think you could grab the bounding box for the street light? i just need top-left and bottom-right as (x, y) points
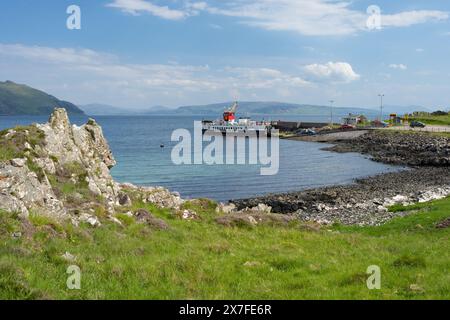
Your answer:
(329, 100), (334, 126)
(378, 94), (384, 121)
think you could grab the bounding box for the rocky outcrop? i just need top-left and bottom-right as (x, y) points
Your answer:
(35, 109), (119, 208)
(0, 108), (184, 223)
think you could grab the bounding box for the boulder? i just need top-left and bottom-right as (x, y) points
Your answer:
(181, 209), (198, 220)
(134, 209), (169, 230)
(215, 202), (236, 214)
(117, 192), (132, 206)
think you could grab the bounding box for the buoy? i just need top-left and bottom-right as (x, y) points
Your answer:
(160, 144), (164, 148)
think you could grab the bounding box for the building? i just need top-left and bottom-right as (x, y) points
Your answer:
(342, 113), (363, 125)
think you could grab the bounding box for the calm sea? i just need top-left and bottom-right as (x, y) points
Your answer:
(0, 114), (401, 201)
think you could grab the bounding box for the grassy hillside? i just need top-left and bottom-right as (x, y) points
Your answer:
(0, 81), (84, 115)
(1, 195), (449, 299)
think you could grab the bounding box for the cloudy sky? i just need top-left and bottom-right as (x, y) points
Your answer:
(1, 0), (450, 109)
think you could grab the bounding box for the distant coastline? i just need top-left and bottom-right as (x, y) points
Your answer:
(79, 101), (432, 118)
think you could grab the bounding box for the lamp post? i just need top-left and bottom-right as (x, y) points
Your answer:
(329, 100), (334, 126)
(378, 94), (384, 121)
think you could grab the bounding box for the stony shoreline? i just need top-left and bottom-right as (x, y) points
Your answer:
(231, 130), (450, 226)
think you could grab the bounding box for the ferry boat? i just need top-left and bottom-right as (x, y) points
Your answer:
(201, 102), (274, 137)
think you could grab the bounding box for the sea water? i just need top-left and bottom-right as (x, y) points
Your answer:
(0, 114), (401, 201)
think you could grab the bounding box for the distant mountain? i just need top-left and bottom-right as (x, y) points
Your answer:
(382, 105), (432, 115)
(175, 101), (380, 117)
(79, 100), (436, 118)
(79, 104), (131, 116)
(0, 81), (84, 115)
(79, 104), (174, 115)
(142, 105), (174, 114)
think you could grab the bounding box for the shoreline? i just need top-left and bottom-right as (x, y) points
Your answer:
(231, 129), (450, 225)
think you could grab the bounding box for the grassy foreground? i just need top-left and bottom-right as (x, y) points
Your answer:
(1, 197), (449, 300)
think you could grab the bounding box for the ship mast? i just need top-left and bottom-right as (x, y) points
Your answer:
(223, 101), (238, 123)
(228, 101), (238, 113)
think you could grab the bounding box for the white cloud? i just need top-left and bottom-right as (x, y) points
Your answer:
(303, 62), (360, 83)
(106, 0), (189, 20)
(0, 43), (322, 107)
(0, 43), (116, 65)
(105, 1), (448, 36)
(106, 0), (210, 19)
(389, 64), (408, 70)
(382, 10), (448, 27)
(224, 67), (310, 89)
(205, 0), (362, 36)
(185, 1), (208, 11)
(6, 43), (447, 109)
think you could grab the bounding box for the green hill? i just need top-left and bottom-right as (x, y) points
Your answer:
(0, 81), (84, 115)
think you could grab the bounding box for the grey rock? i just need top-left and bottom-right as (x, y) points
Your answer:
(118, 192), (132, 206)
(120, 184), (184, 210)
(61, 251), (77, 262)
(181, 209), (198, 220)
(10, 158), (26, 167)
(216, 202), (236, 214)
(11, 231), (22, 239)
(134, 209), (169, 230)
(0, 162), (65, 218)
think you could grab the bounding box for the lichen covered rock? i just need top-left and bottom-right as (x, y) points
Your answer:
(36, 109), (119, 205)
(0, 161), (65, 218)
(0, 108), (121, 220)
(119, 183), (184, 210)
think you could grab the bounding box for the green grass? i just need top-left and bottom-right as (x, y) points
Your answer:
(0, 125), (46, 162)
(378, 128), (450, 138)
(1, 197), (449, 300)
(410, 114), (450, 126)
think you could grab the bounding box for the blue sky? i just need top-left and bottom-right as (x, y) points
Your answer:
(1, 0), (450, 110)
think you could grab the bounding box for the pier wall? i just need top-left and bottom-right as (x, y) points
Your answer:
(272, 121), (330, 131)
